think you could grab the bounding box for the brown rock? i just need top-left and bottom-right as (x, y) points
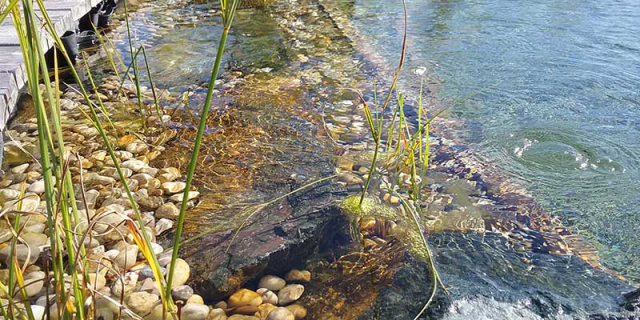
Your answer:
(256, 303), (277, 320)
(228, 289), (262, 308)
(284, 270), (311, 283)
(285, 305), (307, 320)
(232, 305), (259, 315)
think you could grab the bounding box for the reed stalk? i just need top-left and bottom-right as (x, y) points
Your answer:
(165, 0), (240, 301)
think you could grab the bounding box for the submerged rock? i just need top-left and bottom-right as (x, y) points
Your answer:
(180, 172), (347, 301)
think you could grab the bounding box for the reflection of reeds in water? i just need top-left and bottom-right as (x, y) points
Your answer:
(0, 0), (240, 318)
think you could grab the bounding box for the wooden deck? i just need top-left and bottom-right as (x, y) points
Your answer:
(0, 0), (103, 132)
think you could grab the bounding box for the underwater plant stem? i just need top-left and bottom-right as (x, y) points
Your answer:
(165, 17), (235, 299)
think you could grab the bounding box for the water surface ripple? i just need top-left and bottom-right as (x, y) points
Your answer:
(347, 0), (640, 281)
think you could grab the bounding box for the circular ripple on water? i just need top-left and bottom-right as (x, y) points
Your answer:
(483, 124), (640, 191)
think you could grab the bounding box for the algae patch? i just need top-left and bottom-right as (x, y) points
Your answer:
(339, 195), (433, 263)
(339, 195), (397, 220)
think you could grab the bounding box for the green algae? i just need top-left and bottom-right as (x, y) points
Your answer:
(402, 225), (431, 262)
(339, 195), (397, 220)
(339, 195), (432, 262)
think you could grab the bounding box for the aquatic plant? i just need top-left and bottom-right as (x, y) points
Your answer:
(351, 0), (447, 318)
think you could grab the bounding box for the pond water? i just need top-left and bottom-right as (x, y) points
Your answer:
(344, 0), (640, 282)
(103, 0), (640, 315)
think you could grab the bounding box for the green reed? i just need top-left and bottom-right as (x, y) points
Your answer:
(0, 0), (202, 317)
(165, 0), (240, 303)
(353, 0), (449, 318)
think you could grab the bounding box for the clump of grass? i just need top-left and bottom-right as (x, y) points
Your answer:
(350, 0), (447, 318)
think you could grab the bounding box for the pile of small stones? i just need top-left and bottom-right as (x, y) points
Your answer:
(0, 77), (204, 319)
(208, 270), (311, 320)
(0, 76), (302, 320)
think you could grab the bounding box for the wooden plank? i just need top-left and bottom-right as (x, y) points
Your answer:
(0, 0), (109, 132)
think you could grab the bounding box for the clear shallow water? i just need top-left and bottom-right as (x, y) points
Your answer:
(94, 0), (639, 313)
(347, 0), (640, 280)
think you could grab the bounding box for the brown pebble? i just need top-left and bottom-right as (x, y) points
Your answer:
(284, 270), (311, 283)
(285, 305), (307, 320)
(233, 305), (259, 315)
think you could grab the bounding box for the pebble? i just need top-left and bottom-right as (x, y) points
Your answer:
(337, 172), (363, 184)
(146, 303), (171, 320)
(24, 222), (46, 233)
(140, 264), (166, 279)
(161, 181), (186, 194)
(137, 193), (164, 209)
(181, 303), (210, 320)
(0, 244), (40, 265)
(257, 288), (278, 305)
(3, 143), (31, 166)
(169, 190), (199, 202)
(23, 271), (45, 297)
(233, 306), (259, 315)
(155, 218), (174, 235)
(266, 307), (295, 320)
(87, 272), (107, 291)
(228, 289), (262, 308)
(0, 188), (20, 202)
(158, 167), (181, 183)
(171, 284), (194, 301)
(284, 270), (311, 283)
(170, 258), (190, 287)
(156, 202), (180, 219)
(21, 232), (48, 247)
(111, 272), (138, 297)
(258, 275), (286, 291)
(277, 285), (304, 305)
(126, 291), (158, 316)
(256, 303), (277, 319)
(3, 194), (40, 212)
(11, 163), (30, 174)
(140, 166), (160, 177)
(139, 278), (158, 293)
(228, 316), (258, 320)
(114, 245), (139, 269)
(285, 305), (307, 320)
(126, 141), (149, 154)
(121, 159), (148, 172)
(187, 294), (204, 305)
(208, 308), (228, 320)
(30, 305), (46, 320)
(0, 230), (12, 243)
(27, 178), (46, 193)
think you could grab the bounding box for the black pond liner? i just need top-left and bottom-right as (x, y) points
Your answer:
(98, 5), (115, 28)
(77, 30), (97, 49)
(78, 6), (101, 32)
(60, 30), (79, 62)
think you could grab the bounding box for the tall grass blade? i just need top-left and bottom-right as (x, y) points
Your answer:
(165, 0), (240, 300)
